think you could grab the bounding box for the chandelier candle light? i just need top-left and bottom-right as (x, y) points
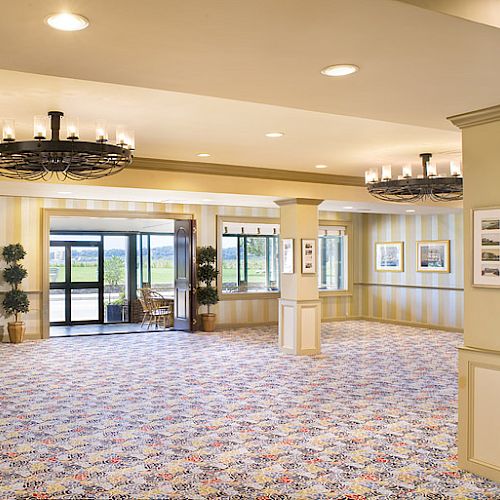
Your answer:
(0, 111), (134, 181)
(365, 153), (463, 202)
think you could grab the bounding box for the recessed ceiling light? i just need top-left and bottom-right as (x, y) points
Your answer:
(320, 64), (359, 77)
(202, 198), (213, 202)
(265, 132), (284, 138)
(343, 206), (353, 210)
(406, 209), (416, 213)
(315, 164), (328, 169)
(46, 13), (89, 31)
(57, 191), (72, 195)
(196, 153), (211, 157)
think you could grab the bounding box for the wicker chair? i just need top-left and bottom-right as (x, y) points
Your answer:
(148, 290), (173, 329)
(137, 288), (152, 327)
(138, 288), (173, 329)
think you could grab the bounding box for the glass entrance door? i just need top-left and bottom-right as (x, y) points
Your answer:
(103, 235), (129, 323)
(49, 239), (104, 325)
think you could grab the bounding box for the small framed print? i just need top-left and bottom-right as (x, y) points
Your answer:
(375, 242), (404, 272)
(417, 240), (450, 273)
(301, 239), (316, 274)
(282, 238), (294, 274)
(473, 208), (500, 287)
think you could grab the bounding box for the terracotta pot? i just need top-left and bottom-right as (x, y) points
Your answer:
(8, 321), (25, 344)
(200, 313), (216, 332)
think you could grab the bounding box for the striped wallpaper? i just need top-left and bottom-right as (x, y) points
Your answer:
(0, 195), (463, 340)
(356, 212), (464, 330)
(0, 197), (357, 340)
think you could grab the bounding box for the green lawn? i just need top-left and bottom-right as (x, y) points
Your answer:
(51, 264), (269, 288)
(51, 265), (175, 286)
(222, 266), (268, 285)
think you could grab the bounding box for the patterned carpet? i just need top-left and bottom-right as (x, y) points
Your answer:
(1, 321), (499, 499)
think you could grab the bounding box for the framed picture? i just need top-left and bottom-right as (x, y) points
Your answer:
(375, 242), (404, 272)
(473, 208), (500, 287)
(301, 239), (316, 274)
(417, 240), (450, 273)
(282, 238), (294, 274)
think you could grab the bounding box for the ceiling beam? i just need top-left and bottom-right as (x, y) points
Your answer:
(130, 157), (365, 187)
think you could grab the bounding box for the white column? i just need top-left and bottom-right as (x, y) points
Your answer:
(276, 198), (322, 355)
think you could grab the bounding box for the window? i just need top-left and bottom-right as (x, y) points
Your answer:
(137, 233), (174, 293)
(318, 225), (348, 291)
(221, 221), (280, 294)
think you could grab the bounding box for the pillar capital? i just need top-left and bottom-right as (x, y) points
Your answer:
(275, 198), (323, 207)
(448, 104), (500, 129)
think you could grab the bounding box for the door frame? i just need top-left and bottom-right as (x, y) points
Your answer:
(42, 208), (193, 339)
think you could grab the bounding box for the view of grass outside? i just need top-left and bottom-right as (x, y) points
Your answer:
(49, 234), (175, 324)
(221, 235), (279, 293)
(50, 263), (176, 284)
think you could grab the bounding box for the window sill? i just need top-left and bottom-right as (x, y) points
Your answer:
(220, 291), (281, 301)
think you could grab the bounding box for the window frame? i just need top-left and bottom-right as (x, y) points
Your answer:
(137, 232), (175, 292)
(318, 219), (353, 297)
(217, 215), (281, 300)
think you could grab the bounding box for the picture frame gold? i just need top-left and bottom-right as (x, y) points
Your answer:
(416, 240), (450, 273)
(375, 241), (404, 272)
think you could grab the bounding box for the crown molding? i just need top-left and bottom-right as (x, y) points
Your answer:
(130, 157), (364, 187)
(448, 104), (500, 129)
(275, 198), (323, 206)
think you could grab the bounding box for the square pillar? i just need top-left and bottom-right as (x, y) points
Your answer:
(449, 105), (500, 482)
(276, 198), (322, 355)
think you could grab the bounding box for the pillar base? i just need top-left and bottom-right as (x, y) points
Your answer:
(279, 299), (321, 355)
(458, 347), (500, 482)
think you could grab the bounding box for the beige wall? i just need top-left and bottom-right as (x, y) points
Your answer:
(0, 193), (464, 340)
(356, 212), (464, 331)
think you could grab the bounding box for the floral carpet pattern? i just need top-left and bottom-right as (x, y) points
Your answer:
(1, 321), (499, 499)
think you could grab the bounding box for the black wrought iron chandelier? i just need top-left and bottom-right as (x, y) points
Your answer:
(365, 153), (463, 202)
(0, 111), (134, 181)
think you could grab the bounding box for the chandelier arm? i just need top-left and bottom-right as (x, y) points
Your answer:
(367, 176), (462, 203)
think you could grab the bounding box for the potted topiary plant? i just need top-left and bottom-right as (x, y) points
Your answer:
(2, 243), (30, 343)
(196, 246), (219, 332)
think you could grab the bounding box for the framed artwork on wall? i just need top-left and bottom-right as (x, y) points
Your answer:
(301, 239), (316, 274)
(473, 208), (500, 287)
(375, 242), (404, 272)
(282, 238), (294, 274)
(416, 240), (450, 273)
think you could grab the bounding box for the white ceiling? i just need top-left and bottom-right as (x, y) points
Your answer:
(0, 70), (461, 177)
(0, 0), (496, 202)
(0, 0), (498, 129)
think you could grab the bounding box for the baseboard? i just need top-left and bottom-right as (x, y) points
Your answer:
(321, 316), (361, 323)
(358, 315), (464, 333)
(216, 321), (278, 330)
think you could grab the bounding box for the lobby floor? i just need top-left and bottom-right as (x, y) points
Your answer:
(1, 321), (499, 498)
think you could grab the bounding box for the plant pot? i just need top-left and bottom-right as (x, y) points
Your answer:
(106, 304), (123, 322)
(200, 313), (217, 332)
(8, 321), (25, 344)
